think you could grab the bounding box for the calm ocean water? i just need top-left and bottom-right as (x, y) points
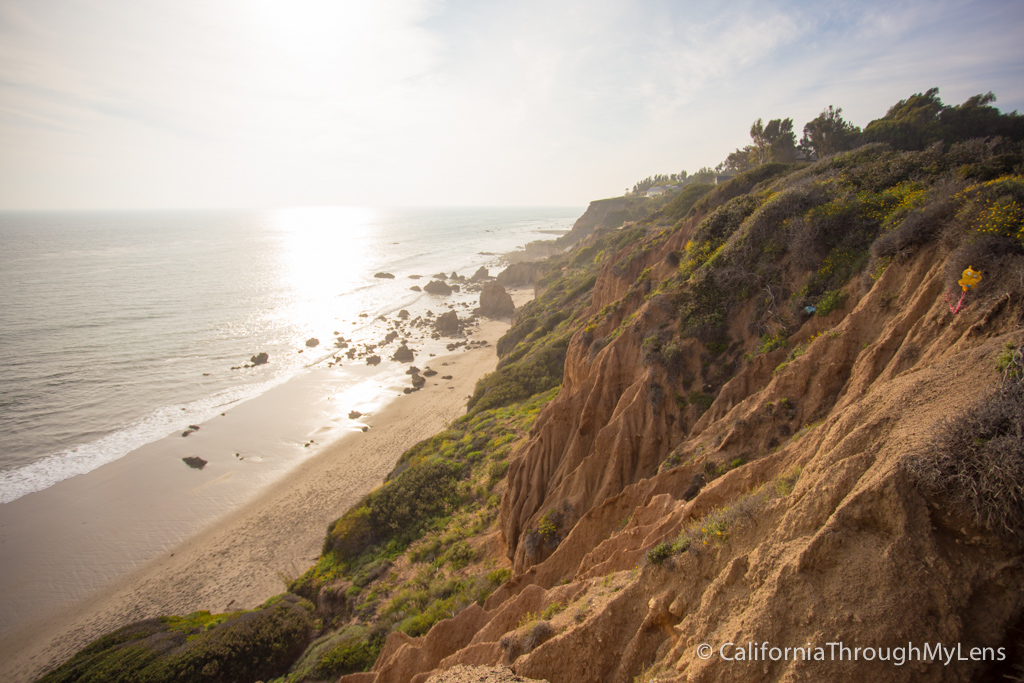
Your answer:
(0, 206), (580, 503)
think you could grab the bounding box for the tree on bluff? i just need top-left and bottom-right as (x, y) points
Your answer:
(725, 117), (797, 172)
(862, 88), (1024, 150)
(800, 105), (861, 158)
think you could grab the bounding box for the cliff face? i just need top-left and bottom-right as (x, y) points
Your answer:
(351, 143), (1024, 682)
(43, 142), (1024, 683)
(558, 195), (666, 246)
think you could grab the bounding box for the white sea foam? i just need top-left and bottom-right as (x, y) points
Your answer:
(0, 375), (291, 504)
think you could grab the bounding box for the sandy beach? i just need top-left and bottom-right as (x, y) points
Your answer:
(0, 289), (531, 683)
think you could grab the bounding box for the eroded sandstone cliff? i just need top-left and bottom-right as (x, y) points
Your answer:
(346, 142), (1024, 683)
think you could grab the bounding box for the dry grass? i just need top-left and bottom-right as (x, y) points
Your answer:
(909, 365), (1024, 540)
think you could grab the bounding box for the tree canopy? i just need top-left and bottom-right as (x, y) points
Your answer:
(863, 88), (1024, 150)
(800, 105), (860, 158)
(724, 118), (796, 172)
(624, 88), (1024, 195)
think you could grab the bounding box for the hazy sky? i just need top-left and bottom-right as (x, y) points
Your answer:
(1, 0), (1022, 210)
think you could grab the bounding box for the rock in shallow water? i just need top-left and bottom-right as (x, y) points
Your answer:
(424, 280), (452, 295)
(393, 344), (415, 362)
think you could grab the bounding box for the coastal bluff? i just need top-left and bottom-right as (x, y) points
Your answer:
(32, 138), (1024, 680)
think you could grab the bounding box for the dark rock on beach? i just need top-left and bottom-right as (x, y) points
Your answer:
(424, 280), (453, 295)
(392, 344), (415, 363)
(435, 311), (460, 335)
(366, 355), (382, 366)
(250, 352), (269, 365)
(471, 266), (489, 281)
(305, 338), (319, 348)
(374, 272), (395, 279)
(478, 282), (515, 318)
(182, 456), (207, 469)
(410, 285), (422, 291)
(348, 410), (362, 419)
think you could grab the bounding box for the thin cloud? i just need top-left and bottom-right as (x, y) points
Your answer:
(1, 0), (1022, 209)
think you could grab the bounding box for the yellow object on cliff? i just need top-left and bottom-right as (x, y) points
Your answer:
(958, 266), (982, 292)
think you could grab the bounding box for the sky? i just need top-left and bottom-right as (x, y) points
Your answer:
(1, 0), (1022, 210)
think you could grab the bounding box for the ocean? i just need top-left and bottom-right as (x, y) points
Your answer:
(0, 206), (580, 504)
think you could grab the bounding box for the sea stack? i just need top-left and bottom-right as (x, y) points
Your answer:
(478, 282), (515, 318)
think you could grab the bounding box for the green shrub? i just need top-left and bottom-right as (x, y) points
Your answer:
(646, 542), (674, 565)
(996, 343), (1023, 380)
(658, 183), (714, 221)
(325, 458), (462, 560)
(688, 391), (714, 415)
(758, 332), (787, 354)
(39, 596), (315, 683)
(487, 568), (512, 586)
(541, 601), (565, 619)
(315, 634), (378, 678)
(487, 460), (510, 488)
(441, 541), (476, 570)
(815, 289), (846, 315)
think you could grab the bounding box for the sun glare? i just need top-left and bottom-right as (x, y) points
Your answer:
(271, 206), (378, 333)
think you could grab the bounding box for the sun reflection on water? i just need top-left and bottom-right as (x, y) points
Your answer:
(270, 206), (378, 338)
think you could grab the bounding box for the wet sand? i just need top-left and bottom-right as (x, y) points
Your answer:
(0, 290), (531, 683)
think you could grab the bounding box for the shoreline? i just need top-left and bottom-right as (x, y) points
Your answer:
(0, 288), (533, 683)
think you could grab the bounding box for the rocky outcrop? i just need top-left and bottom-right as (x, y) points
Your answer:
(496, 262), (547, 288)
(424, 280), (453, 295)
(435, 311), (460, 335)
(471, 266), (490, 282)
(478, 282), (515, 319)
(556, 195), (657, 246)
(250, 352), (269, 365)
(393, 344), (415, 363)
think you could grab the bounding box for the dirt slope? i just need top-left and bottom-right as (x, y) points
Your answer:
(342, 177), (1024, 682)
